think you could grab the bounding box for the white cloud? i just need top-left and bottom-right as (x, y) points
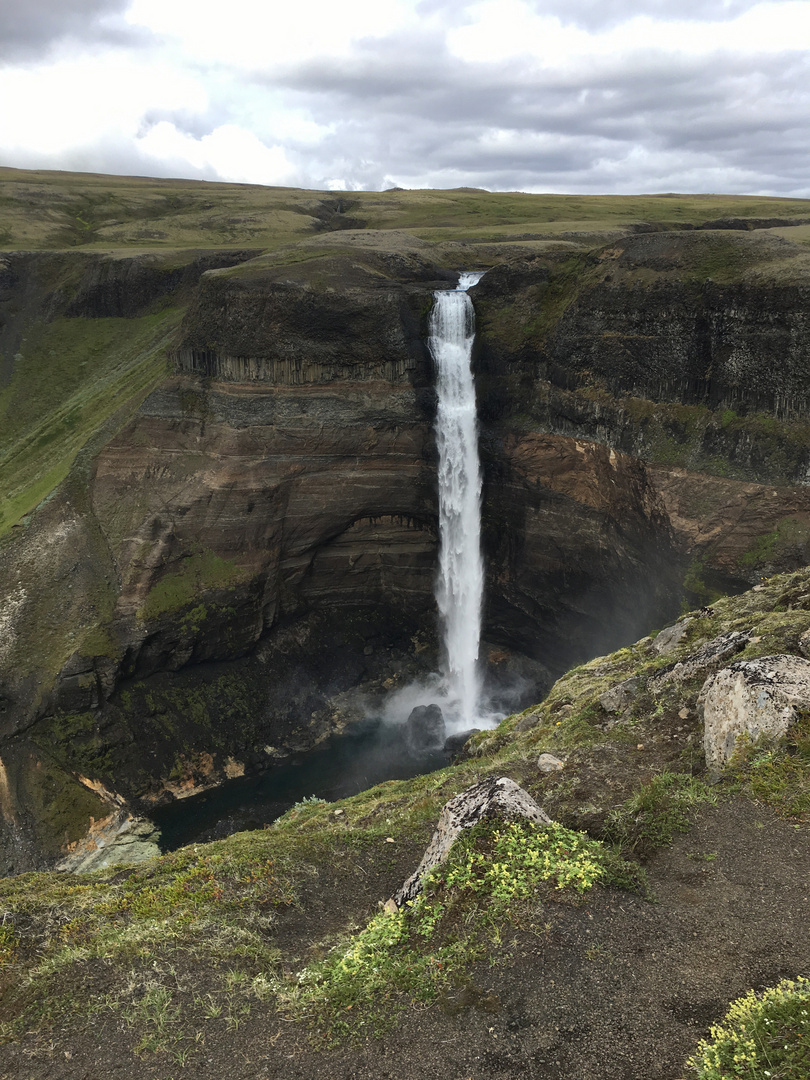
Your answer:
(0, 54), (207, 156)
(0, 0), (808, 195)
(137, 121), (298, 184)
(125, 0), (413, 68)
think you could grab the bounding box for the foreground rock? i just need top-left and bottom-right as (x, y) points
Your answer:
(702, 654), (810, 768)
(392, 777), (551, 907)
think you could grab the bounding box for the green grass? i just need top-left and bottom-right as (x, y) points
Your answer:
(0, 829), (299, 1042)
(0, 309), (179, 534)
(604, 773), (719, 858)
(2, 167), (809, 252)
(724, 714), (810, 822)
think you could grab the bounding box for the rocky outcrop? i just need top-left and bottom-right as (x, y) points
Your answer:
(701, 655), (810, 768)
(56, 811), (161, 872)
(391, 777), (552, 907)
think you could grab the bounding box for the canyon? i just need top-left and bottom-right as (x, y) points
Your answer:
(1, 174), (810, 871)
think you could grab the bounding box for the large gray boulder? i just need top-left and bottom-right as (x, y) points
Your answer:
(702, 654), (810, 769)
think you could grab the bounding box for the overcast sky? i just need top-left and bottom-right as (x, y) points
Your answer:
(0, 0), (808, 195)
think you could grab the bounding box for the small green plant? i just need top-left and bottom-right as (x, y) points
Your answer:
(280, 820), (641, 1040)
(293, 795), (329, 808)
(605, 772), (718, 858)
(686, 976), (810, 1079)
(725, 718), (810, 821)
(435, 820), (610, 906)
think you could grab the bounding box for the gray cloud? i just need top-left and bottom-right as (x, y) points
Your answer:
(0, 0), (141, 60)
(261, 26), (810, 195)
(1, 0), (807, 199)
(416, 0), (761, 31)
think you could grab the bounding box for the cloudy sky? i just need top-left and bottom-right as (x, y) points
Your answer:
(0, 0), (808, 195)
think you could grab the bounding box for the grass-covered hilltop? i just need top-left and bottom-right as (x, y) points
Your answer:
(1, 168), (810, 1078)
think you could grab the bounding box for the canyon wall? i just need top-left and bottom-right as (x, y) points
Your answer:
(2, 228), (810, 869)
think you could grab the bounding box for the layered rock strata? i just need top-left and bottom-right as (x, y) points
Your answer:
(2, 230), (810, 869)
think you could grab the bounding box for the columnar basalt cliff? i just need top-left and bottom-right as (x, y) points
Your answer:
(2, 221), (810, 870)
(473, 230), (810, 606)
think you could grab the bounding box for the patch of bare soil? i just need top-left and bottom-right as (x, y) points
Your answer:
(1, 798), (808, 1080)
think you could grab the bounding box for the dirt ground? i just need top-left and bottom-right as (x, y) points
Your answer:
(1, 796), (808, 1080)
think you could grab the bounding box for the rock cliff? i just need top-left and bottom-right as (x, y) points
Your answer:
(2, 219), (810, 869)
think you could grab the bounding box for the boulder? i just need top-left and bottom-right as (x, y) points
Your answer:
(701, 654), (810, 769)
(537, 753), (565, 773)
(404, 704), (445, 751)
(653, 618), (693, 655)
(392, 777), (552, 907)
(443, 728), (481, 760)
(654, 630), (750, 685)
(599, 676), (643, 715)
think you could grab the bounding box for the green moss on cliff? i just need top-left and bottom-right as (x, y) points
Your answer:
(138, 550), (246, 622)
(738, 518), (810, 572)
(22, 755), (109, 853)
(0, 310), (179, 535)
(34, 712), (117, 779)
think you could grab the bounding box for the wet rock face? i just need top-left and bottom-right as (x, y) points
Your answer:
(404, 704), (445, 751)
(482, 432), (684, 669)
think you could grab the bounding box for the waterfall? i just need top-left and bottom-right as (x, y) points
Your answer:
(429, 271), (485, 727)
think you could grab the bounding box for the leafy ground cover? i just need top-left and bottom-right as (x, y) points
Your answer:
(687, 977), (810, 1079)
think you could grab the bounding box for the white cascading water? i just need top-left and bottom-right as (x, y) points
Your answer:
(429, 271), (485, 727)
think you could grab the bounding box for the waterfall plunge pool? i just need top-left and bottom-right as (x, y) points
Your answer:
(152, 714), (450, 851)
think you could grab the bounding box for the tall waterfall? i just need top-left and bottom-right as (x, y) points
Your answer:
(429, 271), (485, 727)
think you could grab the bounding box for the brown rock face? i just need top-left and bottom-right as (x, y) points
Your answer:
(93, 374), (438, 671)
(481, 433), (682, 669)
(3, 232), (810, 868)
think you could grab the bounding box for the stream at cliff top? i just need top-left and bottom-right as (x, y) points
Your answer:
(154, 272), (502, 851)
